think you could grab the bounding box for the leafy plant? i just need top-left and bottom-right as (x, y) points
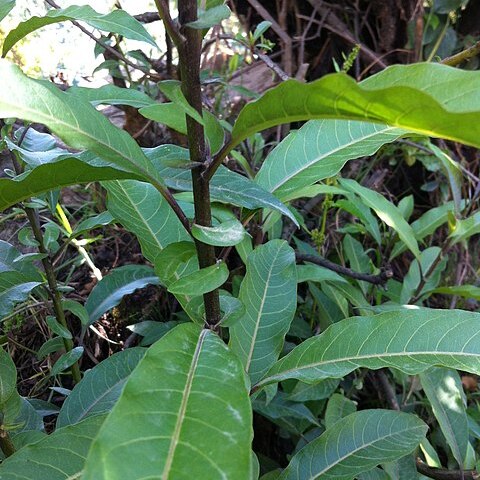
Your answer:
(0, 0), (479, 479)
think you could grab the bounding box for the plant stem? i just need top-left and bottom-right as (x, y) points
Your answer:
(10, 153), (81, 384)
(442, 40), (480, 67)
(296, 253), (392, 285)
(0, 428), (15, 458)
(174, 0), (221, 326)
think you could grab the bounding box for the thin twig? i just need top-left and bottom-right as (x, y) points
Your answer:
(296, 253), (392, 285)
(416, 460), (479, 480)
(441, 40), (480, 67)
(44, 0), (162, 81)
(255, 50), (290, 81)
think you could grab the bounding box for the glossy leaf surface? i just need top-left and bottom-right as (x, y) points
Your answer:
(279, 410), (427, 480)
(83, 323), (253, 480)
(230, 240), (297, 384)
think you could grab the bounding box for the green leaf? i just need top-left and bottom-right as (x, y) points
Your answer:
(0, 0), (14, 22)
(420, 367), (468, 467)
(145, 145), (296, 223)
(158, 80), (205, 125)
(432, 285), (480, 300)
(0, 415), (106, 480)
(232, 63), (480, 150)
(230, 240), (297, 384)
(83, 324), (253, 480)
(255, 120), (404, 199)
(279, 410), (427, 480)
(68, 84), (156, 108)
(72, 211), (114, 236)
(57, 348), (146, 428)
(256, 309), (480, 389)
(343, 234), (371, 295)
(324, 393), (356, 429)
(50, 347), (83, 377)
(104, 180), (191, 265)
(449, 211), (480, 244)
(62, 299), (90, 326)
(139, 105), (224, 154)
(46, 315), (72, 339)
(287, 378), (339, 402)
(187, 4), (231, 29)
(85, 264), (161, 324)
(192, 218), (246, 246)
(340, 178), (421, 259)
(0, 157), (144, 212)
(3, 5), (156, 55)
(0, 272), (41, 318)
(0, 61), (163, 189)
(168, 261), (229, 296)
(0, 346), (16, 405)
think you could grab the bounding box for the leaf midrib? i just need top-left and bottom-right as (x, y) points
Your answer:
(161, 329), (207, 479)
(258, 349), (480, 388)
(307, 423), (424, 479)
(266, 124), (400, 193)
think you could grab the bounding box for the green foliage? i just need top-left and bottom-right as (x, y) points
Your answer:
(0, 2), (479, 478)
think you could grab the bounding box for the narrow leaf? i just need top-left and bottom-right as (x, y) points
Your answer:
(192, 219), (246, 246)
(230, 240), (297, 384)
(68, 84), (156, 108)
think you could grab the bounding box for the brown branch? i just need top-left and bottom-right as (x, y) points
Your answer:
(154, 0), (185, 51)
(296, 253), (392, 285)
(416, 460), (479, 480)
(176, 0), (221, 327)
(441, 40), (480, 67)
(255, 50), (290, 81)
(134, 11), (160, 23)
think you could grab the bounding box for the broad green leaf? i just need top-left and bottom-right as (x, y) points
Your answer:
(187, 4), (231, 29)
(68, 84), (156, 108)
(256, 309), (480, 389)
(84, 264), (162, 324)
(146, 145), (296, 223)
(357, 468), (391, 480)
(127, 320), (181, 346)
(3, 5), (156, 55)
(104, 179), (191, 266)
(420, 367), (468, 467)
(449, 211), (480, 244)
(383, 454), (419, 480)
(340, 178), (421, 259)
(168, 261), (228, 295)
(57, 348), (146, 428)
(0, 158), (144, 212)
(432, 285), (480, 300)
(62, 299), (89, 326)
(255, 120), (404, 198)
(0, 61), (163, 189)
(0, 240), (41, 279)
(232, 63), (480, 150)
(279, 410), (427, 480)
(0, 272), (41, 318)
(0, 0), (14, 22)
(324, 393), (356, 429)
(83, 324), (253, 480)
(50, 347), (83, 377)
(230, 240), (297, 384)
(192, 218), (246, 246)
(0, 346), (16, 404)
(0, 415), (106, 480)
